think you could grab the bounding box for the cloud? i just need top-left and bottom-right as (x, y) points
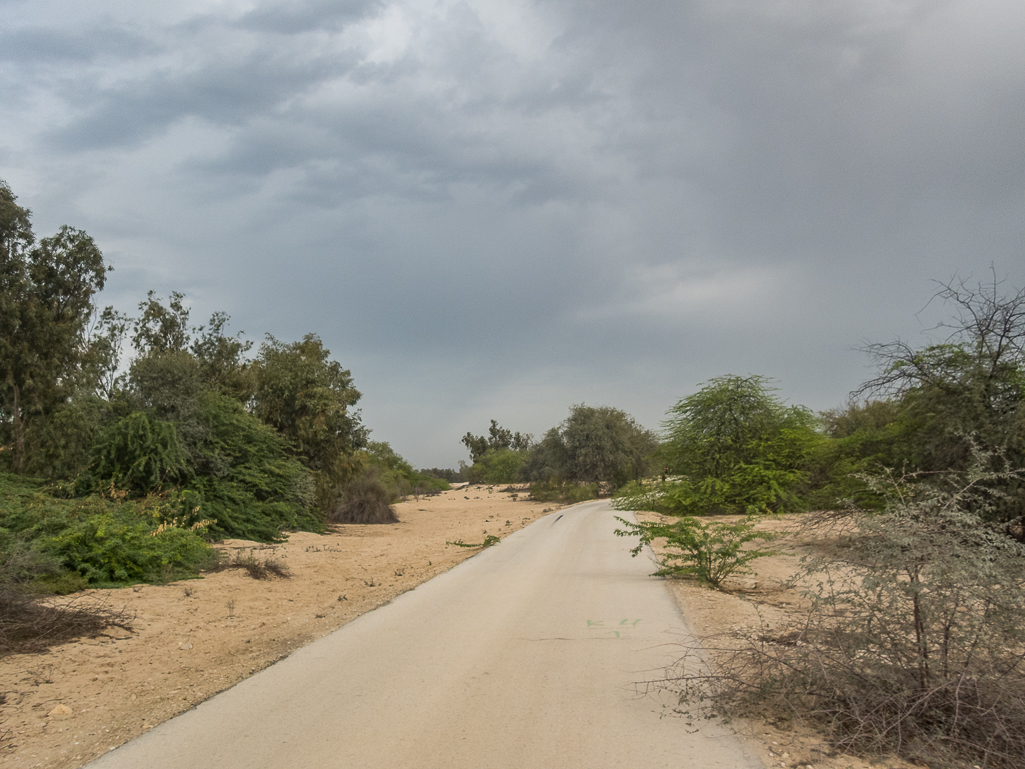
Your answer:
(1, 0), (1022, 467)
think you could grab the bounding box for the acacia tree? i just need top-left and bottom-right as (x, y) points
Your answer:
(857, 274), (1025, 532)
(643, 375), (818, 515)
(0, 181), (107, 472)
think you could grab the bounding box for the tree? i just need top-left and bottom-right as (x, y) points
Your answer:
(461, 420), (532, 463)
(252, 334), (367, 507)
(560, 405), (658, 488)
(0, 180), (108, 472)
(131, 290), (190, 356)
(857, 274), (1025, 532)
(522, 405), (657, 490)
(650, 376), (818, 514)
(190, 311), (253, 402)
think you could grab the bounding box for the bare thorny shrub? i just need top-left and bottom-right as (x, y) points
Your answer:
(209, 549), (291, 580)
(663, 456), (1025, 769)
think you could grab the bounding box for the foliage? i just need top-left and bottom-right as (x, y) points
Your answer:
(126, 349), (209, 465)
(328, 472), (399, 525)
(528, 478), (599, 503)
(131, 290), (190, 355)
(253, 333), (367, 508)
(521, 405), (658, 491)
(0, 527), (131, 653)
(1, 180), (108, 473)
(466, 447), (528, 485)
(43, 503), (216, 585)
(646, 376), (819, 515)
(182, 393), (320, 541)
(20, 394), (108, 480)
(614, 514), (775, 589)
(90, 411), (190, 495)
(362, 441), (448, 501)
(856, 275), (1025, 534)
(669, 459), (1025, 769)
(190, 310), (253, 402)
(0, 473), (216, 588)
(419, 466), (466, 483)
(461, 420), (533, 463)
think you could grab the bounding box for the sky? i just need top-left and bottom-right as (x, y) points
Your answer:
(2, 0), (1023, 469)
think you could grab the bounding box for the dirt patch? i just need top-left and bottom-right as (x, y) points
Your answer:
(0, 487), (561, 769)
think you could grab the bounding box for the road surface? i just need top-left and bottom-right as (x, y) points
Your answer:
(85, 501), (763, 769)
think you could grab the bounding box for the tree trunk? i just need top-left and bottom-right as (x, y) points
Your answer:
(11, 381), (24, 473)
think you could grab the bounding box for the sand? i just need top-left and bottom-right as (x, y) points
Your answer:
(0, 492), (917, 769)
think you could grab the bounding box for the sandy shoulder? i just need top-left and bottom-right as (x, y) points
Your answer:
(0, 487), (561, 769)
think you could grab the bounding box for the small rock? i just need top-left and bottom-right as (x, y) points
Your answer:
(179, 642), (193, 650)
(48, 704), (72, 719)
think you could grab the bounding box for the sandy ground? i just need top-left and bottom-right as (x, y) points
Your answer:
(0, 492), (918, 769)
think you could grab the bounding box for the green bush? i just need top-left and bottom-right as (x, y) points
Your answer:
(90, 411), (190, 495)
(614, 514), (775, 589)
(43, 505), (216, 585)
(648, 376), (820, 515)
(467, 448), (528, 485)
(0, 473), (216, 588)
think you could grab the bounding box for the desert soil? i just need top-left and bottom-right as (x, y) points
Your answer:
(1, 492), (917, 769)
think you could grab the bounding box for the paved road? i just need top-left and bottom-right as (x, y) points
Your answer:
(86, 501), (763, 769)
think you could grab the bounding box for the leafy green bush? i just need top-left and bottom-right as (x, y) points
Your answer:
(43, 504), (216, 585)
(614, 514), (775, 588)
(647, 376), (820, 515)
(362, 441), (450, 501)
(90, 411), (190, 494)
(465, 448), (528, 485)
(0, 472), (216, 588)
(184, 393), (321, 540)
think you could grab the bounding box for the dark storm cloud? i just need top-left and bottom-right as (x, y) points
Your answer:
(46, 49), (363, 151)
(1, 0), (1022, 466)
(0, 26), (155, 63)
(237, 0), (386, 34)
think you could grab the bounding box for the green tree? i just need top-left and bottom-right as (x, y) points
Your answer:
(0, 181), (108, 473)
(131, 290), (190, 356)
(252, 334), (367, 508)
(190, 311), (253, 402)
(461, 420), (532, 463)
(523, 405), (657, 491)
(858, 275), (1025, 533)
(637, 376), (818, 515)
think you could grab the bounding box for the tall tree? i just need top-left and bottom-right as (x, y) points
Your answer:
(252, 334), (367, 507)
(0, 181), (107, 472)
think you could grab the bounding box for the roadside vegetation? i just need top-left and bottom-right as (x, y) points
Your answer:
(0, 178), (447, 650)
(5, 175), (1025, 768)
(607, 276), (1025, 769)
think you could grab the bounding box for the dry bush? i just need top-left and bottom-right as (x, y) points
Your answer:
(329, 475), (399, 525)
(209, 550), (290, 580)
(0, 589), (132, 656)
(661, 463), (1025, 769)
(0, 535), (133, 655)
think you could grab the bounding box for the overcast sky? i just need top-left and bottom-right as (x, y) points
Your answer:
(2, 0), (1023, 468)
